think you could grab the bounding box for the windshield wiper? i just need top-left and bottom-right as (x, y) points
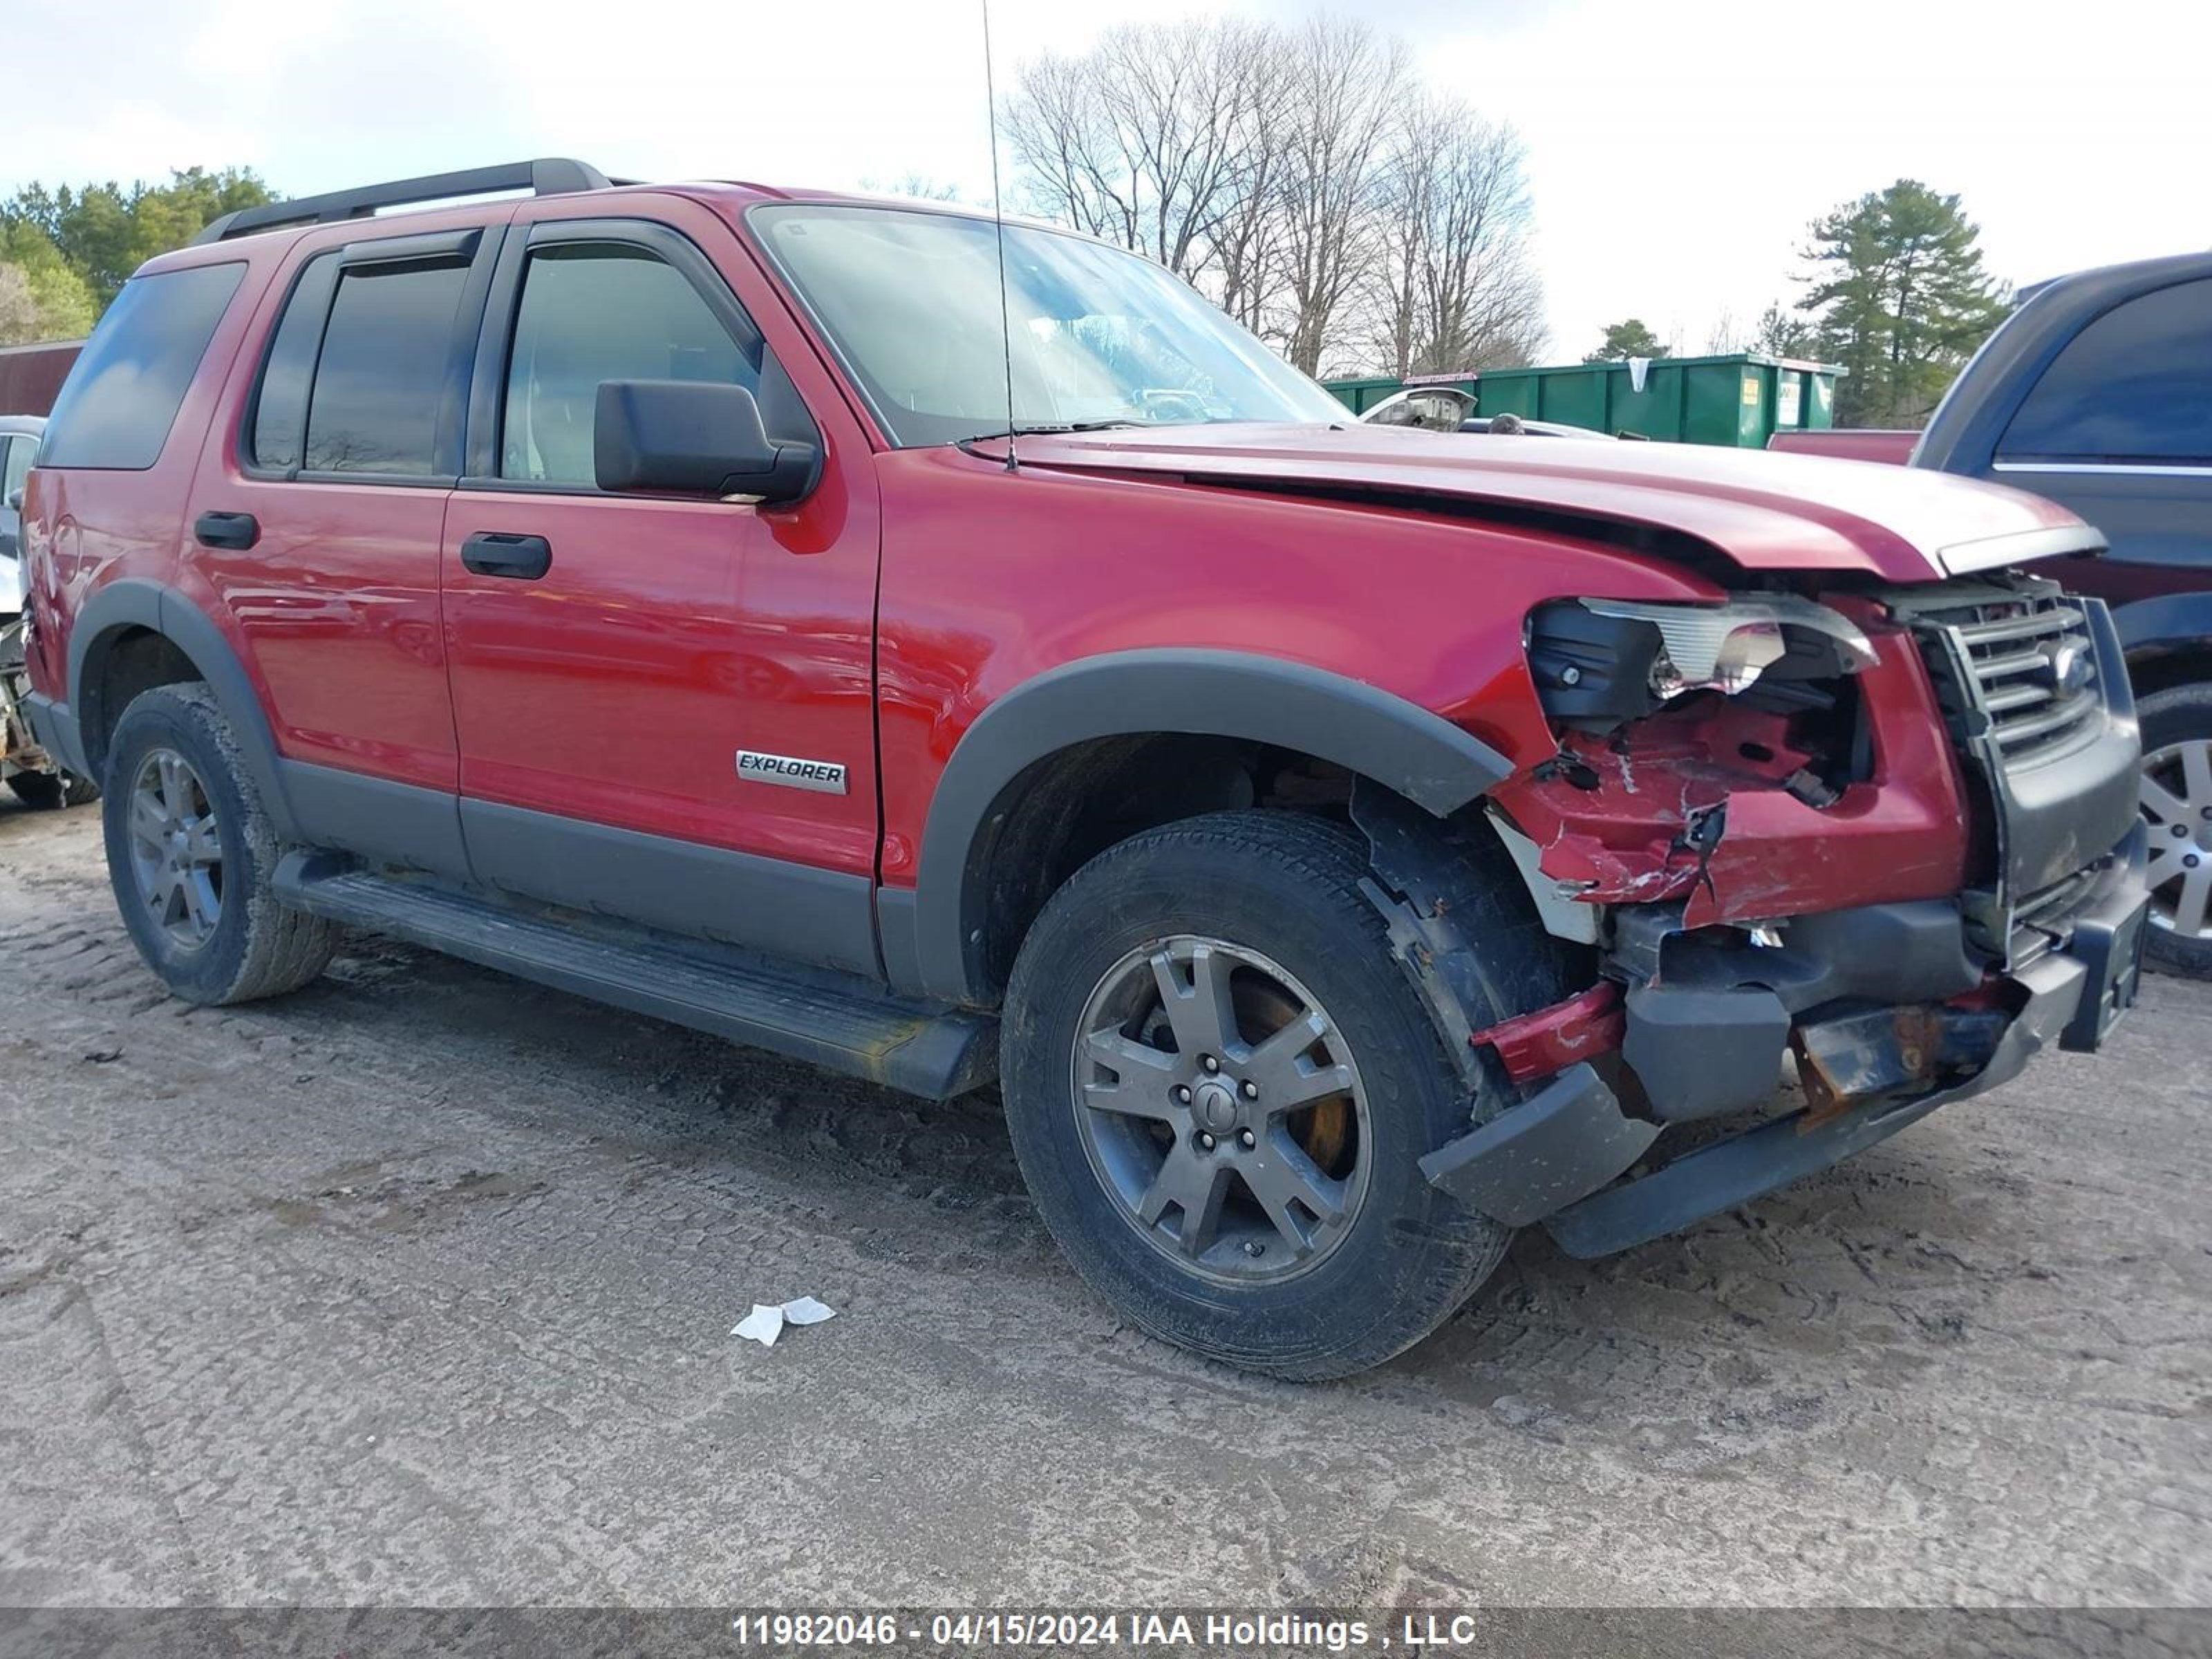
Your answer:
(958, 418), (1149, 444)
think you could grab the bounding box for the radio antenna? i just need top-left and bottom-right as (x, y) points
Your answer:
(982, 0), (1018, 471)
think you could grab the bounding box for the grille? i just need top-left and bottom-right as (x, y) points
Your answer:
(1907, 581), (2103, 771)
(1893, 572), (2134, 965)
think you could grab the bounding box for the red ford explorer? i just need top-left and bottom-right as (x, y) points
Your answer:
(19, 160), (2148, 1377)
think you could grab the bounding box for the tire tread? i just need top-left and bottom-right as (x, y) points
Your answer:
(1002, 807), (1562, 1380)
(104, 683), (339, 1006)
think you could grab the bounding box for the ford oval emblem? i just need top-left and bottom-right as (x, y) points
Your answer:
(2042, 641), (2093, 695)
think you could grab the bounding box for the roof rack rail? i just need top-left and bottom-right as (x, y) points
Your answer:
(192, 158), (615, 245)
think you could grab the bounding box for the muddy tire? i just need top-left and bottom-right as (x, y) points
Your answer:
(2139, 681), (2212, 981)
(1000, 809), (1568, 1380)
(101, 684), (339, 1006)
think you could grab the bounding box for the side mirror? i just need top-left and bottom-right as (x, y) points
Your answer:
(594, 379), (821, 506)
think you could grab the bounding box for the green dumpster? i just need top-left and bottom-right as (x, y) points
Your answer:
(1471, 353), (1840, 447)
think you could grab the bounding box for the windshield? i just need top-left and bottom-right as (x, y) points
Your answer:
(753, 204), (1346, 447)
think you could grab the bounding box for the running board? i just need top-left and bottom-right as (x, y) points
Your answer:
(273, 852), (997, 1100)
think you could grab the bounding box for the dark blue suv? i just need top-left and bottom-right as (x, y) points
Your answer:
(1783, 252), (2212, 977)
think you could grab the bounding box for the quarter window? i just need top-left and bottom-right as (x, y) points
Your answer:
(38, 263), (244, 470)
(1999, 279), (2212, 464)
(301, 259), (471, 475)
(500, 244), (758, 486)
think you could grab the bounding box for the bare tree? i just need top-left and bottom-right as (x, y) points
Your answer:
(1369, 94), (1542, 376)
(1003, 11), (1540, 378)
(862, 174), (966, 203)
(1206, 29), (1294, 337)
(1004, 19), (1277, 284)
(1273, 18), (1408, 374)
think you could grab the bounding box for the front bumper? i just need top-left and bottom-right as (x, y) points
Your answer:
(1422, 827), (2149, 1257)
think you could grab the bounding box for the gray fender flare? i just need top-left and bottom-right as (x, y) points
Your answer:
(68, 578), (298, 838)
(901, 648), (1514, 1005)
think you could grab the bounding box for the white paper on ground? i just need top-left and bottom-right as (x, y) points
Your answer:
(731, 1297), (838, 1347)
(780, 1296), (837, 1327)
(731, 1304), (786, 1347)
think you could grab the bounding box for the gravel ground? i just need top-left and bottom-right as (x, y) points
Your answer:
(1, 791), (2207, 1610)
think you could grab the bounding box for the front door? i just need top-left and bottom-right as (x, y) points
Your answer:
(441, 207), (883, 977)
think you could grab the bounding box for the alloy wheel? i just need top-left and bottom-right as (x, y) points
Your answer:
(126, 747), (224, 950)
(1069, 935), (1371, 1286)
(2141, 738), (2212, 942)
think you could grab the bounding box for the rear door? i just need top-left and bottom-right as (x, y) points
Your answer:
(440, 201), (884, 977)
(187, 221), (508, 876)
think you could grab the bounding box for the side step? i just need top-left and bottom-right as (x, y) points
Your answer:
(273, 853), (997, 1100)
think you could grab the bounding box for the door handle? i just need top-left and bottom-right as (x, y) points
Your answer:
(460, 532), (552, 580)
(194, 511), (260, 550)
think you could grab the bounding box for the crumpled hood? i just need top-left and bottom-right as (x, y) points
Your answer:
(982, 422), (2101, 582)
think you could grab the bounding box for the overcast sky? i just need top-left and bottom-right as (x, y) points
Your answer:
(11, 0), (2206, 362)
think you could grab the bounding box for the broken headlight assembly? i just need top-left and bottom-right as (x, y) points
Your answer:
(1526, 596), (1877, 733)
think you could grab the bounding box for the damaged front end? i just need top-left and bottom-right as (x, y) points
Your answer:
(1423, 572), (2150, 1257)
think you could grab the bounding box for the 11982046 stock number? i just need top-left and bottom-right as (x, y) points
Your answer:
(732, 1613), (903, 1645)
(731, 1613), (1133, 1647)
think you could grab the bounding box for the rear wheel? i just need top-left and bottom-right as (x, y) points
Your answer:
(1001, 809), (1566, 1380)
(102, 684), (340, 1005)
(2137, 682), (2212, 981)
(6, 769), (100, 809)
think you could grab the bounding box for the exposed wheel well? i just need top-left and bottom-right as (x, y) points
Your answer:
(82, 627), (205, 780)
(2128, 643), (2212, 702)
(967, 734), (1528, 1002)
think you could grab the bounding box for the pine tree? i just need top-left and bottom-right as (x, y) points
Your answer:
(1797, 180), (2005, 426)
(1584, 318), (1669, 362)
(0, 167), (276, 312)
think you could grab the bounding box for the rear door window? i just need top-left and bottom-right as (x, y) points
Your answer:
(250, 253), (337, 471)
(302, 260), (471, 475)
(1998, 279), (2212, 464)
(37, 263), (244, 470)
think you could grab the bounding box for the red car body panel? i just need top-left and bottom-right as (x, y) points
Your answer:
(981, 422), (2084, 582)
(868, 444), (1724, 884)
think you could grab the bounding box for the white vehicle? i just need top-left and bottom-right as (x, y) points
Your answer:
(1, 416), (97, 809)
(1358, 385), (1606, 438)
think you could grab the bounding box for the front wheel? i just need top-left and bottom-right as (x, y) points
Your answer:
(1000, 809), (1566, 1380)
(2138, 682), (2212, 981)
